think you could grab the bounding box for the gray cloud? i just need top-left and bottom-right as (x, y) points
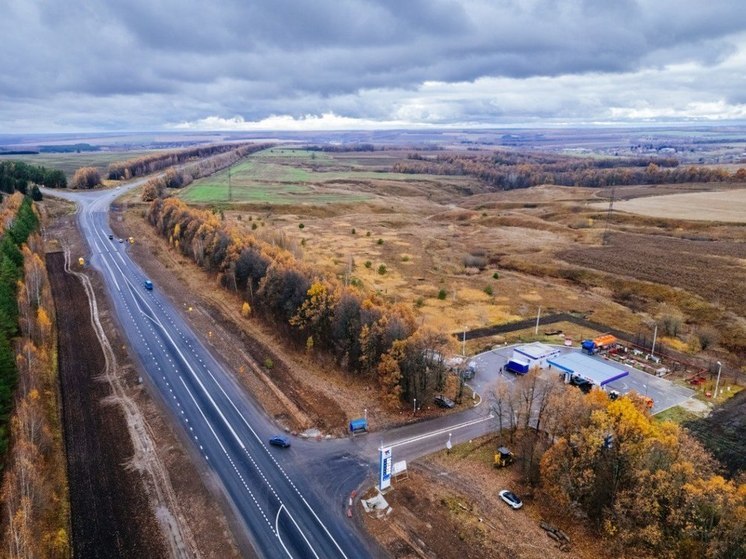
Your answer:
(1, 0), (746, 131)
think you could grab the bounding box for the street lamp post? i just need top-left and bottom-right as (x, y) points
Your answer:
(714, 361), (722, 399)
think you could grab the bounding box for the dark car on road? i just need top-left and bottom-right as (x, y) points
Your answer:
(269, 435), (290, 448)
(499, 489), (523, 510)
(434, 395), (455, 409)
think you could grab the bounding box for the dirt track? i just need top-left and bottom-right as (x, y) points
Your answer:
(47, 250), (168, 558)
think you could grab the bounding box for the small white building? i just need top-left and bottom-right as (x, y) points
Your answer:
(511, 342), (561, 369)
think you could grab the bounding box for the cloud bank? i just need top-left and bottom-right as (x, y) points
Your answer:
(2, 0), (746, 131)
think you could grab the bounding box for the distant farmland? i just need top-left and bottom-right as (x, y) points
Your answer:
(610, 188), (746, 223)
(178, 148), (458, 205)
(0, 150), (152, 178)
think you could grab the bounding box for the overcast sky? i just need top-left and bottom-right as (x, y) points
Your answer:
(2, 0), (746, 132)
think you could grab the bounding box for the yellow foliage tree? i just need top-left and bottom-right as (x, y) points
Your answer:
(540, 392), (744, 557)
(36, 306), (52, 345)
(377, 342), (403, 409)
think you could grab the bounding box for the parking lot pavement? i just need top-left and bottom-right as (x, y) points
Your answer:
(463, 345), (516, 399)
(465, 345), (695, 415)
(604, 359), (695, 414)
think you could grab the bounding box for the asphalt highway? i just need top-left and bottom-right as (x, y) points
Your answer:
(45, 184), (372, 559)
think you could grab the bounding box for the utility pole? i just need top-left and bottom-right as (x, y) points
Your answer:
(714, 361), (722, 399)
(603, 185), (615, 245)
(651, 323), (658, 357)
(228, 165), (232, 202)
(534, 306), (541, 335)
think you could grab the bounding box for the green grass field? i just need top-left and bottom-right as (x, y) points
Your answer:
(179, 148), (429, 205)
(654, 405), (699, 424)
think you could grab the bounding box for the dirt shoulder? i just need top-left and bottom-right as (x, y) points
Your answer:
(361, 435), (606, 559)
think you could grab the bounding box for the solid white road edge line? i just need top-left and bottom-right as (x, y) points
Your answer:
(387, 414), (494, 449)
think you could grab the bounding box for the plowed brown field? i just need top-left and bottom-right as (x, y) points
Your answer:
(47, 251), (168, 558)
(558, 232), (746, 315)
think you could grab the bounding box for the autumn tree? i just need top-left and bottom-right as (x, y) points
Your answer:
(540, 392), (745, 558)
(108, 142), (269, 180)
(140, 179), (163, 202)
(0, 200), (69, 558)
(146, 193), (455, 410)
(70, 166), (101, 189)
(377, 342), (403, 408)
(385, 327), (454, 405)
(290, 279), (338, 350)
(488, 381), (516, 444)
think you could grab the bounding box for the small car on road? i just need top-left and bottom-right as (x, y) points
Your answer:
(269, 435), (290, 448)
(499, 489), (523, 509)
(108, 234), (114, 240)
(434, 395), (455, 409)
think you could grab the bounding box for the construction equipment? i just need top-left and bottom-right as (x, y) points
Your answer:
(494, 447), (514, 468)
